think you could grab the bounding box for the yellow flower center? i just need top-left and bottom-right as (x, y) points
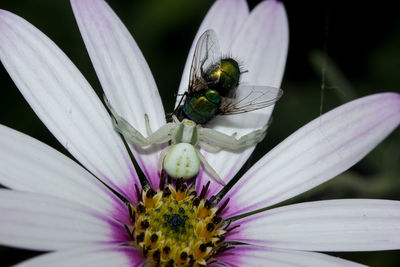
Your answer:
(125, 182), (228, 266)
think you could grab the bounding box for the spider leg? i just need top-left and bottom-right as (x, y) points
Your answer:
(196, 150), (225, 186)
(105, 96), (175, 146)
(146, 123), (176, 144)
(198, 123), (269, 150)
(104, 96), (150, 146)
(198, 141), (222, 153)
(158, 146), (172, 175)
(144, 114), (152, 135)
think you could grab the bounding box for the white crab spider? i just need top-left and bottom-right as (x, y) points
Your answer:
(105, 98), (268, 186)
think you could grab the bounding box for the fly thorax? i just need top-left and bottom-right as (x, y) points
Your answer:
(183, 91), (220, 124)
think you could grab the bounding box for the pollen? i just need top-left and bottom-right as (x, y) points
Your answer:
(125, 182), (230, 266)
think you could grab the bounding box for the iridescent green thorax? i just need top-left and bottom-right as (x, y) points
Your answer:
(125, 183), (231, 266)
(205, 58), (240, 97)
(183, 90), (221, 124)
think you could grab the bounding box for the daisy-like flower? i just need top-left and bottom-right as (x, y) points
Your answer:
(1, 0), (400, 266)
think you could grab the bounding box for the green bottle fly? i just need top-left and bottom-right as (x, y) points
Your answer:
(182, 58), (240, 124)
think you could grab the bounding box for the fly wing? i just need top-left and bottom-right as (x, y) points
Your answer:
(188, 29), (221, 93)
(219, 85), (283, 115)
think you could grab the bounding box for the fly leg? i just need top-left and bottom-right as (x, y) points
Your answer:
(171, 92), (188, 119)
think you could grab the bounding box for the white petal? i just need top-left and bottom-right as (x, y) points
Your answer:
(0, 124), (129, 223)
(213, 0), (289, 131)
(0, 190), (127, 251)
(228, 199), (400, 252)
(71, 0), (165, 186)
(232, 0), (288, 87)
(215, 245), (364, 267)
(0, 10), (139, 201)
(16, 245), (145, 267)
(194, 0), (289, 194)
(223, 93), (400, 218)
(177, 0), (249, 100)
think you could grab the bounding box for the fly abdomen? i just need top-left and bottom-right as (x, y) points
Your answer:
(205, 58), (240, 97)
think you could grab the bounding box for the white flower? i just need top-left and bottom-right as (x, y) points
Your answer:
(1, 0), (400, 266)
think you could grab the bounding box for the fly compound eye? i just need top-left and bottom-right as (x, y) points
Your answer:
(163, 143), (200, 180)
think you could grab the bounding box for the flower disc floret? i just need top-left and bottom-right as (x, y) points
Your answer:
(126, 182), (229, 266)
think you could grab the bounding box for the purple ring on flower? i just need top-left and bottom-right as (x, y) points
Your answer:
(0, 0), (400, 266)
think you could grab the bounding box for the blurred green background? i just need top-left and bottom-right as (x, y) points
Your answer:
(0, 0), (399, 266)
